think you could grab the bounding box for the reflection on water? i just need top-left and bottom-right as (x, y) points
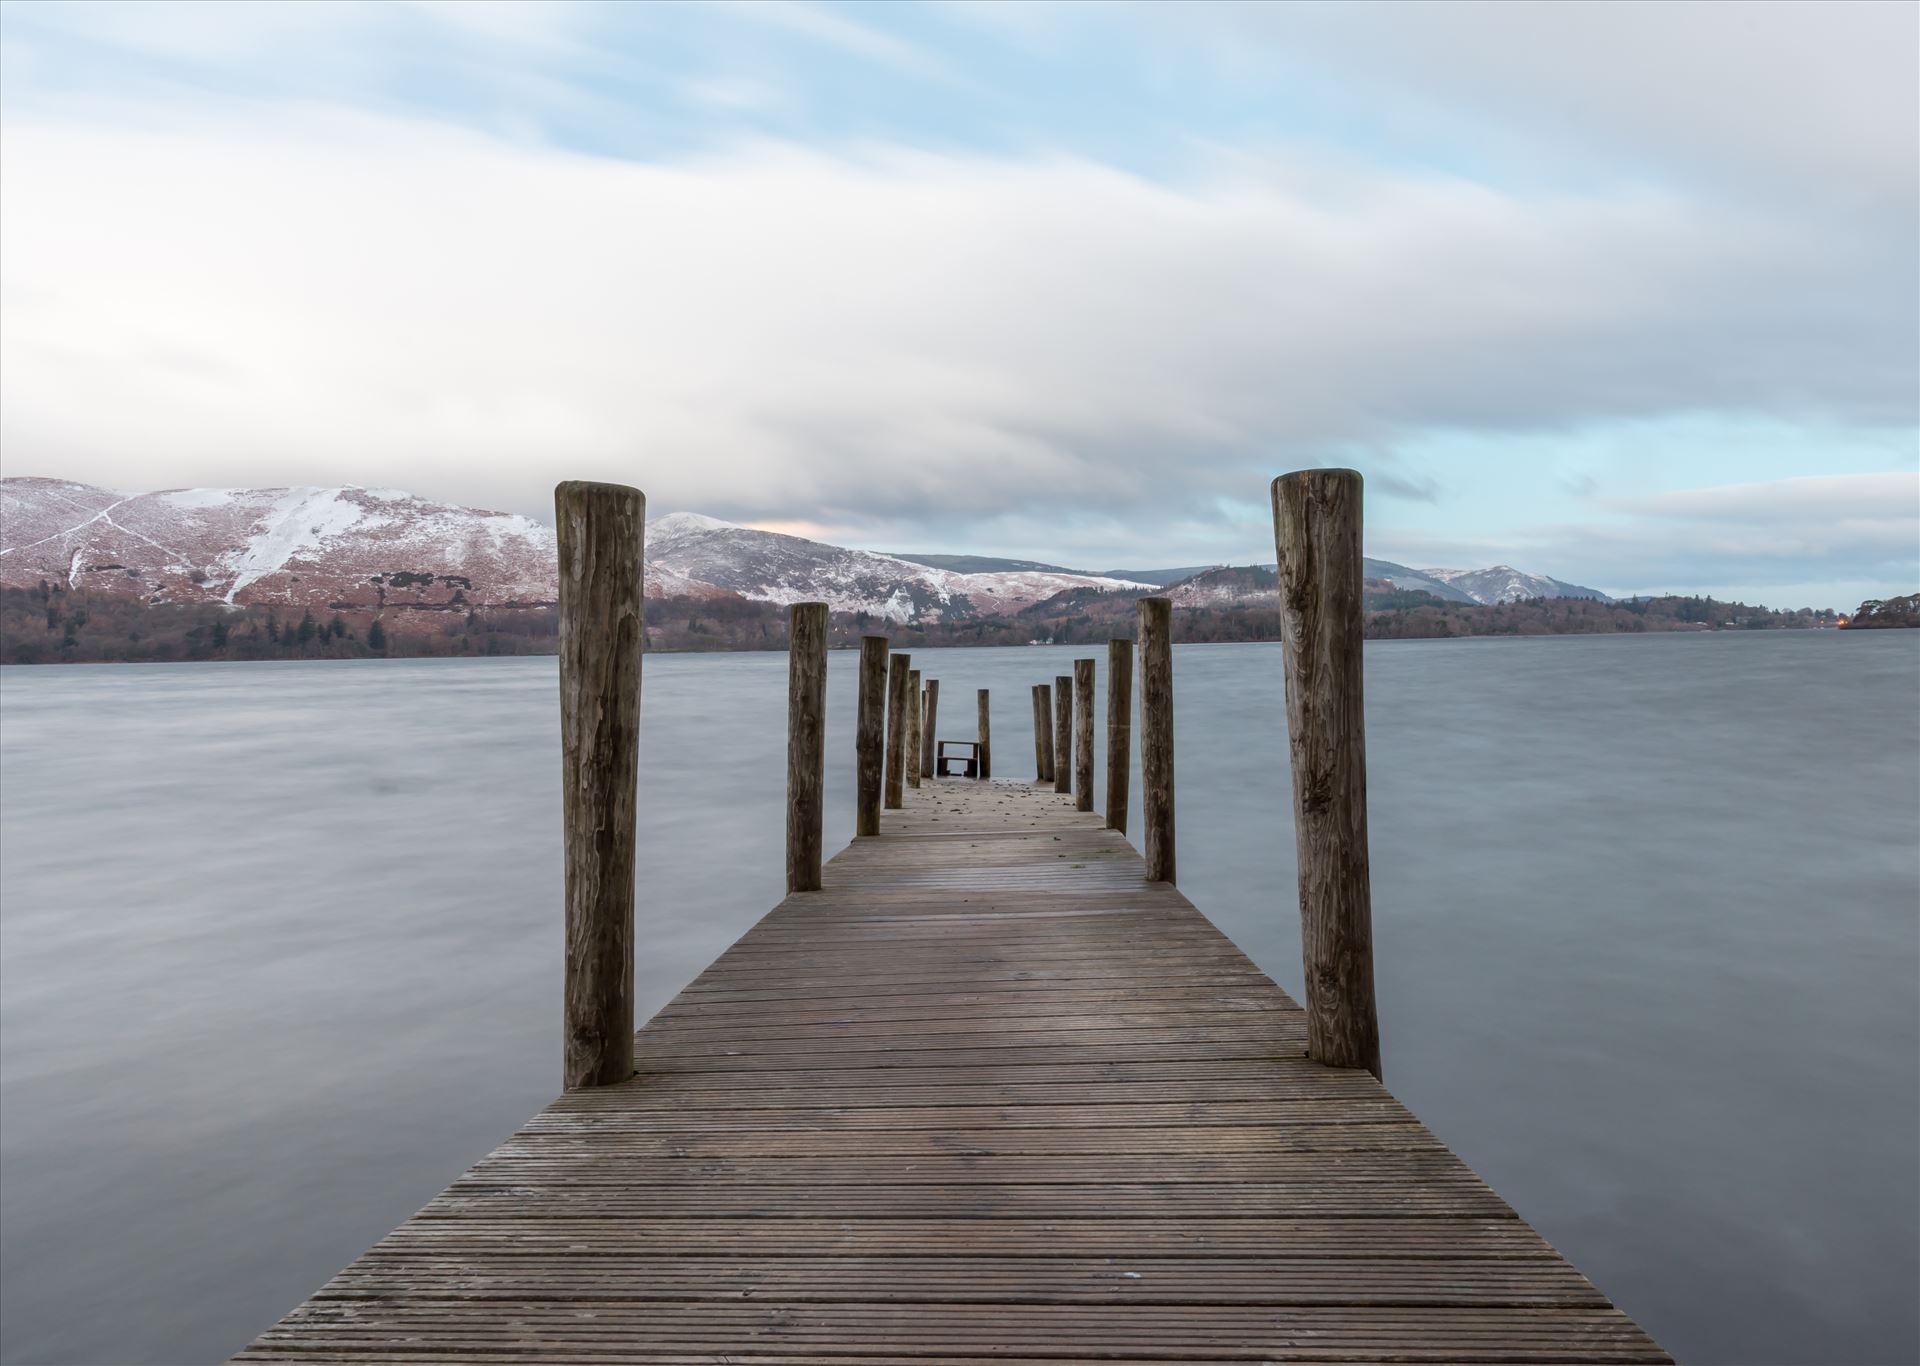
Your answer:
(1, 633), (1915, 1365)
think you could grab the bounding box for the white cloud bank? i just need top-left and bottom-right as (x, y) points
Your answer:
(3, 108), (1908, 544)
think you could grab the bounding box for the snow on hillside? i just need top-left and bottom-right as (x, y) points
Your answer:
(1422, 565), (1609, 605)
(0, 477), (1604, 626)
(647, 512), (1152, 623)
(0, 480), (1145, 624)
(0, 478), (560, 613)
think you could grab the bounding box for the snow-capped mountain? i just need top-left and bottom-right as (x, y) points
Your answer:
(1361, 560), (1478, 603)
(648, 511), (1151, 623)
(0, 479), (1146, 623)
(0, 478), (561, 613)
(1159, 558), (1607, 607)
(1420, 565), (1608, 604)
(0, 476), (1604, 624)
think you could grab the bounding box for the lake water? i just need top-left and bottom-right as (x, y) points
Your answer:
(1, 633), (1915, 1365)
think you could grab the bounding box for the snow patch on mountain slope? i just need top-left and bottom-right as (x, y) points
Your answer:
(644, 512), (1151, 621)
(221, 487), (383, 601)
(1423, 565), (1609, 605)
(651, 511), (737, 537)
(160, 487), (241, 509)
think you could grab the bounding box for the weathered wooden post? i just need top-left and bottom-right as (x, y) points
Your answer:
(1105, 638), (1132, 833)
(1053, 674), (1073, 794)
(885, 653), (910, 809)
(1137, 597), (1175, 884)
(1073, 658), (1095, 812)
(906, 669), (923, 788)
(921, 679), (940, 777)
(1031, 684), (1054, 781)
(855, 635), (888, 835)
(977, 689), (992, 779)
(1272, 467), (1381, 1079)
(555, 479), (642, 1091)
(785, 602), (827, 894)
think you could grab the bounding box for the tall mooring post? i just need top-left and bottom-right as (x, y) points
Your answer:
(1137, 597), (1176, 884)
(884, 653), (910, 809)
(855, 635), (888, 836)
(1272, 467), (1381, 1079)
(1072, 659), (1095, 812)
(555, 480), (642, 1091)
(977, 689), (992, 779)
(1053, 674), (1073, 795)
(785, 602), (827, 894)
(1105, 638), (1132, 833)
(906, 669), (923, 788)
(921, 679), (940, 777)
(1032, 683), (1055, 782)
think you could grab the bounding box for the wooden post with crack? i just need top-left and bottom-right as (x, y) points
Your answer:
(1032, 683), (1055, 782)
(921, 679), (940, 778)
(906, 669), (923, 788)
(1053, 674), (1073, 795)
(855, 635), (888, 835)
(885, 654), (910, 809)
(785, 602), (827, 893)
(1073, 659), (1095, 812)
(555, 479), (643, 1091)
(1137, 597), (1176, 884)
(1105, 637), (1132, 833)
(1271, 467), (1381, 1079)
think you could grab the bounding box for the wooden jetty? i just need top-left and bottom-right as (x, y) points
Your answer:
(235, 473), (1667, 1364)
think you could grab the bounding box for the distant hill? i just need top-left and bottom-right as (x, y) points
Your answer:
(1420, 565), (1610, 604)
(904, 553), (1611, 604)
(2, 475), (1658, 665)
(895, 556), (1222, 588)
(1093, 565), (1225, 587)
(1842, 594), (1920, 628)
(0, 479), (1154, 633)
(890, 552), (1082, 576)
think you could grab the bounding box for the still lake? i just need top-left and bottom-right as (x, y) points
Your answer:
(1, 632), (1916, 1365)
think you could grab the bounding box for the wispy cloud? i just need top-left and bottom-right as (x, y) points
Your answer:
(1602, 473), (1918, 524)
(714, 1), (966, 85)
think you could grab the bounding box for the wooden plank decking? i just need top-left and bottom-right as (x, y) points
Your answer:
(237, 777), (1668, 1364)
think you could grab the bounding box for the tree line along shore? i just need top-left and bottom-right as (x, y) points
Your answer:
(2, 577), (1891, 666)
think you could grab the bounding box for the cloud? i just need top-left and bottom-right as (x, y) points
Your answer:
(2, 104), (1910, 553)
(1603, 472), (1917, 525)
(1375, 472), (1919, 606)
(1140, 1), (1917, 214)
(717, 1), (951, 79)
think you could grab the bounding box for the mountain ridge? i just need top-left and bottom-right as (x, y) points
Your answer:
(1, 478), (1610, 632)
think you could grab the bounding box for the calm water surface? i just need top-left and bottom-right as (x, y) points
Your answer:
(2, 633), (1916, 1365)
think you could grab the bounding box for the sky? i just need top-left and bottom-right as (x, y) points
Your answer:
(0, 1), (1914, 608)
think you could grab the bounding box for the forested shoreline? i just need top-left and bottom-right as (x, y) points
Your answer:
(0, 578), (1856, 665)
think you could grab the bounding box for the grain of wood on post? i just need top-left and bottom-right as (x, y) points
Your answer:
(921, 680), (940, 778)
(554, 479), (642, 1091)
(784, 602), (827, 894)
(976, 689), (992, 780)
(1073, 658), (1095, 813)
(1053, 674), (1073, 794)
(884, 653), (910, 810)
(1031, 684), (1054, 781)
(1138, 597), (1176, 884)
(1272, 467), (1381, 1080)
(906, 669), (923, 788)
(855, 635), (888, 836)
(1105, 637), (1133, 834)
